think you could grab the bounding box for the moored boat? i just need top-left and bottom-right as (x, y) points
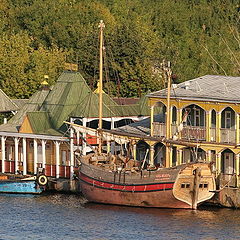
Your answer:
(79, 155), (216, 209)
(0, 174), (48, 194)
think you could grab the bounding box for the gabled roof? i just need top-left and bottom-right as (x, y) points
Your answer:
(0, 71), (152, 135)
(40, 71), (151, 129)
(26, 112), (61, 136)
(8, 87), (50, 125)
(0, 88), (50, 132)
(147, 75), (240, 103)
(0, 89), (19, 112)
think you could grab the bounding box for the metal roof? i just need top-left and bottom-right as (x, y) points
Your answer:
(0, 71), (151, 135)
(114, 114), (164, 136)
(0, 89), (19, 112)
(147, 75), (240, 103)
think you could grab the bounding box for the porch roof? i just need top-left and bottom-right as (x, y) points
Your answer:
(147, 75), (240, 103)
(114, 114), (164, 136)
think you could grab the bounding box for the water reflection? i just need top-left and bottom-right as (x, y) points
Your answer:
(0, 193), (239, 240)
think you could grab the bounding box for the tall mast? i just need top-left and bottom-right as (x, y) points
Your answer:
(98, 20), (105, 154)
(165, 62), (172, 168)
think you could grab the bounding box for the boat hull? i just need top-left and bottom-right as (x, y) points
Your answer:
(0, 180), (44, 194)
(80, 173), (190, 208)
(79, 161), (216, 209)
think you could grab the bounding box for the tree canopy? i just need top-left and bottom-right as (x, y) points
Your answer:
(0, 0), (239, 98)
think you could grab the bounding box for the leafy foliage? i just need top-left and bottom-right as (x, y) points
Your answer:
(0, 0), (239, 98)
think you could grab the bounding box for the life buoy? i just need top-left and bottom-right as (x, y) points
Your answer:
(37, 175), (48, 186)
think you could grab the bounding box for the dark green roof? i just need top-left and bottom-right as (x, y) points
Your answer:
(27, 112), (61, 136)
(40, 71), (151, 129)
(1, 71), (151, 134)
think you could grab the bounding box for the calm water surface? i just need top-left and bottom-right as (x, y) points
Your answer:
(0, 193), (239, 240)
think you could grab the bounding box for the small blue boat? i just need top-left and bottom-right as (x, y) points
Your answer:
(0, 175), (48, 194)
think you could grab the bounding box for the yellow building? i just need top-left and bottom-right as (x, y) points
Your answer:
(147, 75), (240, 188)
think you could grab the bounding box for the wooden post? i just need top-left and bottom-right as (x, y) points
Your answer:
(82, 118), (87, 156)
(207, 150), (211, 162)
(98, 20), (105, 154)
(192, 167), (201, 209)
(41, 140), (46, 170)
(149, 145), (155, 167)
(55, 141), (60, 179)
(177, 108), (183, 139)
(177, 149), (183, 166)
(150, 105), (154, 137)
(14, 137), (19, 174)
(206, 111), (211, 142)
(1, 136), (6, 173)
(70, 118), (74, 178)
(33, 139), (38, 174)
(165, 62), (172, 168)
(216, 152), (222, 175)
(236, 113), (239, 145)
(236, 154), (240, 187)
(216, 112), (221, 143)
(22, 138), (27, 175)
(133, 144), (137, 161)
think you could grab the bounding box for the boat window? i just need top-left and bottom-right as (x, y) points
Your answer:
(181, 183), (190, 188)
(199, 183), (208, 188)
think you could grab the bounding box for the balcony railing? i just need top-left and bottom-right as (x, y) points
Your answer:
(152, 122), (166, 137)
(152, 122), (238, 143)
(220, 129), (236, 143)
(181, 126), (206, 140)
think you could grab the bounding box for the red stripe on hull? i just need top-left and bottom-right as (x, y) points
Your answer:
(80, 174), (191, 209)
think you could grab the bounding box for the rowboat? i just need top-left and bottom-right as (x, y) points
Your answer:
(0, 174), (48, 194)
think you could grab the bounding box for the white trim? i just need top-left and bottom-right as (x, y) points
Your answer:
(0, 132), (68, 141)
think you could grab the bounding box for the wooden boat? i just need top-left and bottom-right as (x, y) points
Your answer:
(78, 154), (216, 209)
(0, 174), (48, 194)
(69, 21), (216, 209)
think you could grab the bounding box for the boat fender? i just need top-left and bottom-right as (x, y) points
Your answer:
(37, 175), (48, 186)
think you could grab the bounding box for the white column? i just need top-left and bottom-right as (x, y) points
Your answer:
(1, 136), (6, 173)
(149, 145), (155, 167)
(82, 118), (87, 156)
(236, 154), (240, 187)
(33, 139), (38, 174)
(14, 137), (19, 174)
(41, 140), (46, 170)
(70, 118), (74, 178)
(111, 117), (115, 129)
(76, 131), (80, 146)
(55, 141), (60, 179)
(22, 138), (27, 175)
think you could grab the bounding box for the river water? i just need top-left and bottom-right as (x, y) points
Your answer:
(0, 193), (239, 240)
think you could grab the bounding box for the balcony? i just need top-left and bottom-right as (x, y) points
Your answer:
(152, 122), (238, 144)
(181, 126), (206, 141)
(220, 129), (236, 143)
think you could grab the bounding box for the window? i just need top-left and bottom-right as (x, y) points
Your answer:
(225, 111), (231, 129)
(181, 183), (190, 188)
(199, 183), (208, 189)
(194, 109), (200, 126)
